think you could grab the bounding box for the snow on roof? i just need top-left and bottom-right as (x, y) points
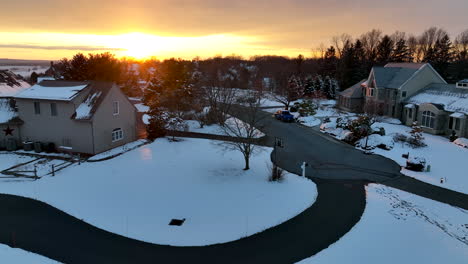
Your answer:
(457, 79), (468, 84)
(0, 98), (17, 124)
(339, 79), (366, 98)
(37, 76), (55, 83)
(0, 70), (31, 97)
(372, 67), (420, 89)
(384, 63), (426, 70)
(14, 81), (89, 101)
(404, 104), (415, 108)
(450, 112), (465, 118)
(72, 81), (114, 120)
(74, 91), (102, 119)
(406, 84), (468, 114)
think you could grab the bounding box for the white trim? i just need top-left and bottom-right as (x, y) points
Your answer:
(112, 128), (124, 142)
(112, 101), (120, 115)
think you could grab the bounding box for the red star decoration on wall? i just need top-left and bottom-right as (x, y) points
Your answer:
(3, 126), (14, 136)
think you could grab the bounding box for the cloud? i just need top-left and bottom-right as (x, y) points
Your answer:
(0, 44), (125, 51)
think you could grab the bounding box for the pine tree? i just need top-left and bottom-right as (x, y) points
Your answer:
(376, 35), (394, 64)
(432, 34), (453, 78)
(392, 38), (412, 62)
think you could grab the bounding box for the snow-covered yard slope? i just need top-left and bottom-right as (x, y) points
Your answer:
(0, 138), (316, 246)
(0, 244), (58, 264)
(299, 184), (468, 264)
(370, 122), (468, 194)
(0, 153), (35, 171)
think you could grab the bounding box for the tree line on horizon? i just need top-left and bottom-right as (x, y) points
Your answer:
(31, 26), (467, 97)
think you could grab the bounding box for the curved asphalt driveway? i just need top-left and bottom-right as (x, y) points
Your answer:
(0, 180), (364, 264)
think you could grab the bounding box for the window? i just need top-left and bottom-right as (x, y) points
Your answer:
(34, 102), (41, 115)
(50, 103), (57, 116)
(112, 128), (123, 142)
(408, 108), (413, 118)
(421, 111), (436, 129)
(113, 101), (119, 115)
(368, 88), (375, 97)
(449, 117), (454, 129)
(402, 91), (407, 98)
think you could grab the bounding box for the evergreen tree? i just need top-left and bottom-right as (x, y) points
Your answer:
(392, 38), (412, 62)
(303, 76), (315, 96)
(30, 72), (38, 83)
(322, 76), (332, 98)
(431, 34), (453, 78)
(376, 35), (394, 64)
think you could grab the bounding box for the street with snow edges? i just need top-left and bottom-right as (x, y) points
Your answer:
(0, 99), (468, 263)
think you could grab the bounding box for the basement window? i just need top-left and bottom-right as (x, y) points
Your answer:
(112, 128), (123, 142)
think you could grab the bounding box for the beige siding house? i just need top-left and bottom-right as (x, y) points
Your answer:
(11, 80), (137, 154)
(337, 63), (468, 138)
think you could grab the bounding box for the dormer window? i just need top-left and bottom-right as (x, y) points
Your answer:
(401, 91), (407, 98)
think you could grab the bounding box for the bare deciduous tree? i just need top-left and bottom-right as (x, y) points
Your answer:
(331, 33), (353, 57)
(360, 29), (383, 61)
(218, 90), (265, 170)
(454, 29), (468, 61)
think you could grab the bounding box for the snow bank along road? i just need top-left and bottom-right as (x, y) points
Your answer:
(0, 180), (364, 264)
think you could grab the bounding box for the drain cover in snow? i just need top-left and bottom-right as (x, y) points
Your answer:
(169, 218), (186, 226)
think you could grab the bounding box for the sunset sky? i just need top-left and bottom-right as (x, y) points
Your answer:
(1, 0), (467, 60)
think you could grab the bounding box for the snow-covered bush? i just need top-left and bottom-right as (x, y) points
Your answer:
(406, 156), (426, 172)
(393, 133), (408, 144)
(408, 122), (426, 148)
(356, 134), (394, 150)
(293, 100), (317, 117)
(454, 138), (468, 148)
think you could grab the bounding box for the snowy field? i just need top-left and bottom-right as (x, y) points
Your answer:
(0, 65), (49, 78)
(0, 138), (316, 246)
(0, 244), (58, 264)
(299, 184), (468, 264)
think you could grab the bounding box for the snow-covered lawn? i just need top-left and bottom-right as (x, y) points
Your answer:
(319, 115), (468, 194)
(368, 122), (468, 194)
(0, 244), (58, 264)
(0, 138), (316, 246)
(88, 139), (148, 161)
(0, 153), (35, 171)
(299, 184), (468, 264)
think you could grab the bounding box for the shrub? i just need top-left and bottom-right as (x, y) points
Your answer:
(393, 133), (408, 143)
(408, 122), (426, 148)
(268, 163), (285, 182)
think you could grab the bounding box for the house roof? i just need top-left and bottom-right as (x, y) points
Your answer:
(339, 79), (366, 98)
(384, 63), (426, 70)
(72, 81), (114, 120)
(0, 70), (31, 97)
(405, 83), (468, 114)
(14, 80), (90, 101)
(372, 66), (421, 89)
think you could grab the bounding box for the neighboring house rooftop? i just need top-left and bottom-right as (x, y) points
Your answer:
(405, 83), (468, 115)
(384, 63), (426, 70)
(372, 66), (421, 89)
(14, 80), (89, 101)
(72, 81), (114, 120)
(339, 79), (366, 98)
(0, 70), (31, 97)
